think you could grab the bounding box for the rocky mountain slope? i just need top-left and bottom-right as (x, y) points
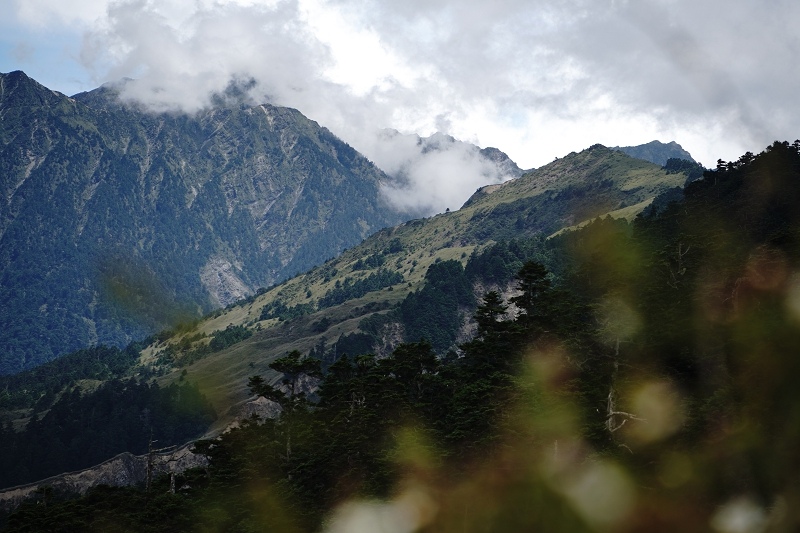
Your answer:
(0, 444), (204, 515)
(0, 71), (410, 374)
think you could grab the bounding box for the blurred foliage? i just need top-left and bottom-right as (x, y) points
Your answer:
(7, 142), (800, 532)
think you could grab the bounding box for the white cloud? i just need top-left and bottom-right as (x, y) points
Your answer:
(80, 0), (330, 113)
(5, 0), (800, 212)
(362, 131), (515, 215)
(12, 0), (107, 27)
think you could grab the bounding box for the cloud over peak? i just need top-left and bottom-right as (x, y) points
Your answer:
(6, 0), (800, 212)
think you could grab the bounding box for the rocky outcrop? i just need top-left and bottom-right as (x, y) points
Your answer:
(200, 256), (252, 308)
(0, 444), (206, 514)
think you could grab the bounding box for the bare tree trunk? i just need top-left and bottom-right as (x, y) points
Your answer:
(605, 337), (644, 435)
(146, 432), (155, 493)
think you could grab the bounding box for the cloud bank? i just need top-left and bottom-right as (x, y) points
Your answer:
(8, 0), (800, 213)
(367, 131), (521, 215)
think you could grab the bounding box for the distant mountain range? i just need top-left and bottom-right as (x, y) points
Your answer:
(0, 70), (696, 375)
(413, 131), (527, 177)
(0, 79), (707, 496)
(0, 139), (698, 491)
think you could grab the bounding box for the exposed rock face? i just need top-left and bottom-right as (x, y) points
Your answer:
(478, 146), (527, 177)
(200, 256), (251, 308)
(0, 70), (409, 373)
(0, 445), (206, 514)
(235, 396), (283, 421)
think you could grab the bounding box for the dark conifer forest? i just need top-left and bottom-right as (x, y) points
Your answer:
(5, 141), (800, 531)
(0, 378), (216, 490)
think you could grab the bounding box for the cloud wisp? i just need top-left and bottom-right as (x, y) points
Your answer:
(367, 131), (522, 215)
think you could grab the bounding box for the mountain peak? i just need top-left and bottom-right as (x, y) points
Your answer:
(1, 70), (33, 84)
(462, 142), (677, 210)
(612, 140), (695, 166)
(0, 70), (67, 109)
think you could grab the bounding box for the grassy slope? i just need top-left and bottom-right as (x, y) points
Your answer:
(548, 197), (656, 238)
(133, 145), (686, 430)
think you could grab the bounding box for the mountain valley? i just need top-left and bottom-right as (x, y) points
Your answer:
(9, 71), (799, 533)
(0, 127), (700, 493)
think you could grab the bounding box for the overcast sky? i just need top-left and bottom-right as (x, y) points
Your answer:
(2, 0), (799, 213)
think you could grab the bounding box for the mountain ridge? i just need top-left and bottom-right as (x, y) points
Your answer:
(611, 139), (695, 165)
